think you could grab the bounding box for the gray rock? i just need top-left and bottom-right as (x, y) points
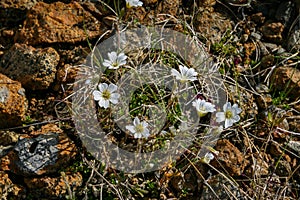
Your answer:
(0, 43), (59, 90)
(200, 174), (247, 199)
(288, 23), (300, 52)
(287, 140), (300, 155)
(13, 133), (59, 176)
(250, 32), (262, 40)
(0, 86), (9, 104)
(8, 124), (77, 176)
(259, 42), (279, 55)
(275, 1), (295, 26)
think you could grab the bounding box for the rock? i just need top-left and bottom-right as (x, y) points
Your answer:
(56, 64), (80, 84)
(250, 12), (265, 25)
(250, 32), (262, 40)
(287, 23), (300, 52)
(211, 139), (249, 176)
(274, 160), (292, 177)
(156, 0), (180, 17)
(0, 171), (25, 199)
(198, 0), (216, 7)
(287, 140), (300, 156)
(224, 0), (248, 5)
(259, 42), (279, 55)
(14, 1), (107, 45)
(245, 152), (270, 176)
(260, 54), (275, 68)
(194, 11), (232, 44)
(200, 174), (245, 199)
(24, 172), (82, 199)
(142, 0), (159, 6)
(0, 145), (14, 158)
(271, 66), (300, 100)
(289, 119), (300, 133)
(261, 22), (284, 43)
(0, 130), (19, 146)
(0, 73), (27, 128)
(256, 94), (273, 110)
(0, 0), (36, 9)
(0, 43), (59, 90)
(275, 1), (295, 26)
(9, 124), (77, 176)
(0, 0), (37, 28)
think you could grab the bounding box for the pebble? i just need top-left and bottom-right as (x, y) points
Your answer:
(250, 32), (262, 40)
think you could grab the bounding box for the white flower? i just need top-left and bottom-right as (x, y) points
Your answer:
(103, 51), (127, 69)
(126, 117), (150, 138)
(126, 0), (143, 8)
(171, 65), (198, 82)
(201, 147), (219, 164)
(192, 99), (216, 117)
(93, 83), (120, 109)
(216, 102), (242, 128)
(201, 152), (215, 164)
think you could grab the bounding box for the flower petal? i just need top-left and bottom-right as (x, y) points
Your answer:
(108, 83), (118, 93)
(126, 125), (136, 133)
(99, 98), (110, 108)
(133, 117), (140, 126)
(92, 90), (102, 101)
(171, 68), (181, 79)
(232, 104), (242, 114)
(141, 121), (148, 128)
(99, 83), (108, 92)
(134, 133), (142, 138)
(223, 102), (231, 112)
(143, 128), (150, 138)
(225, 119), (234, 128)
(110, 93), (120, 104)
(232, 115), (240, 123)
(108, 52), (117, 62)
(103, 59), (112, 67)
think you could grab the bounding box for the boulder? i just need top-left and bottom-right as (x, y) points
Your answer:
(0, 43), (59, 90)
(14, 1), (107, 45)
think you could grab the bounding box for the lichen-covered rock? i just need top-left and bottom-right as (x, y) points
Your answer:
(211, 139), (249, 176)
(0, 43), (59, 90)
(14, 1), (107, 45)
(271, 66), (300, 100)
(24, 172), (82, 199)
(9, 124), (77, 176)
(0, 73), (27, 128)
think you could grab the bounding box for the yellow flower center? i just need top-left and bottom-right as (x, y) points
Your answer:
(225, 110), (233, 119)
(102, 90), (111, 100)
(112, 62), (119, 67)
(135, 124), (144, 133)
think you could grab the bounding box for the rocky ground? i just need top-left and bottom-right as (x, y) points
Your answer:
(0, 0), (300, 199)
